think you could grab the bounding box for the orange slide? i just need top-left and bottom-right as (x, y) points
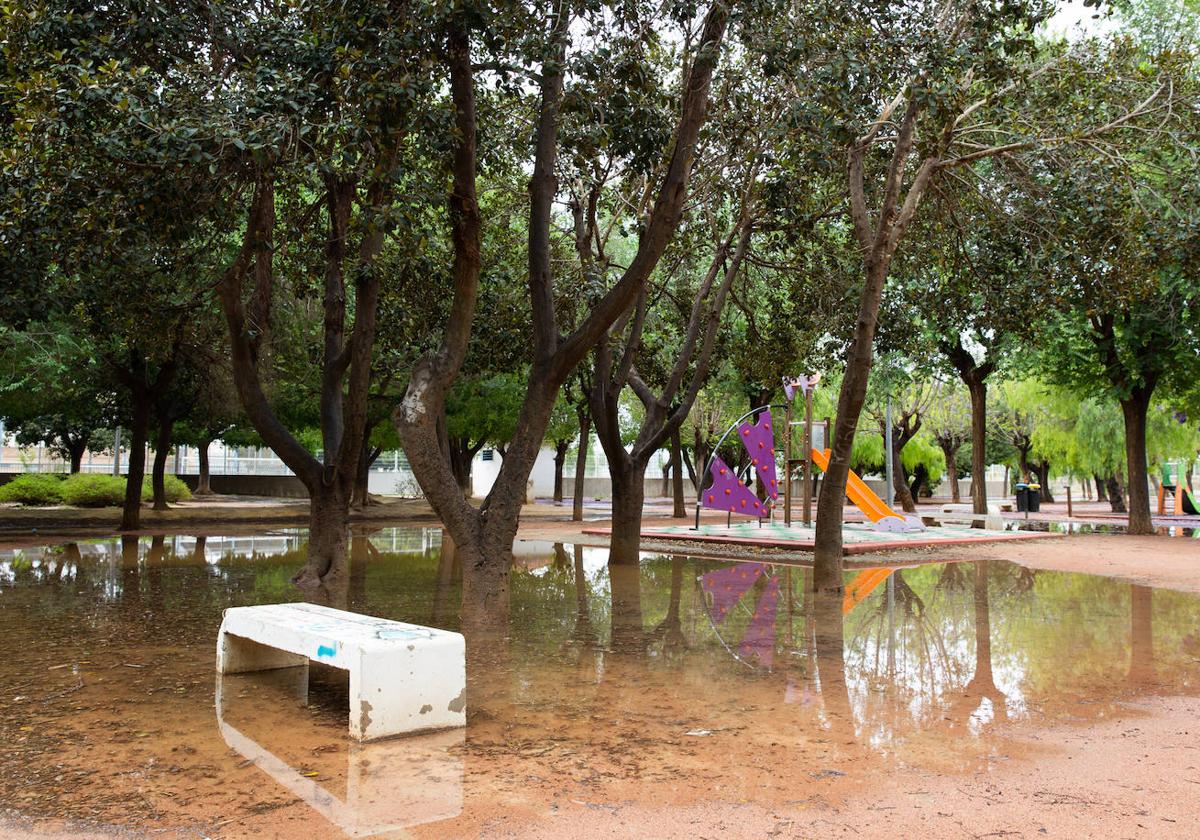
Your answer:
(809, 448), (904, 524)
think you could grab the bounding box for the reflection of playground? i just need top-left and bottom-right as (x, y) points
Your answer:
(695, 557), (1165, 736)
(215, 669), (463, 837)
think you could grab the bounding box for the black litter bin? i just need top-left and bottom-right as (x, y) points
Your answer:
(1015, 483), (1029, 512)
(1026, 484), (1041, 512)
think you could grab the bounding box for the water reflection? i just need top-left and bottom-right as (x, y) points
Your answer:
(2, 528), (1199, 837)
(215, 669), (463, 836)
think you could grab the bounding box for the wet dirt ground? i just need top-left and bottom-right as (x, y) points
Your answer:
(3, 528), (1200, 838)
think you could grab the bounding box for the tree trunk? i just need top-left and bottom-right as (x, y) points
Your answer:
(120, 393), (152, 531)
(1120, 392), (1154, 535)
(941, 441), (961, 503)
(352, 431), (381, 511)
(609, 461), (649, 565)
(670, 426), (686, 518)
(553, 440), (569, 503)
(196, 438), (214, 495)
(908, 464), (928, 503)
(572, 410), (590, 521)
(1035, 461), (1055, 504)
(447, 437), (476, 496)
(1016, 446), (1032, 484)
(1106, 475), (1127, 513)
(151, 415), (173, 511)
(890, 435), (917, 512)
(68, 439), (86, 474)
(459, 527), (514, 643)
(292, 483), (351, 602)
(1094, 473), (1108, 502)
(813, 255), (889, 591)
(965, 379), (989, 515)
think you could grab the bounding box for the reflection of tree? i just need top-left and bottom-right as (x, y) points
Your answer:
(648, 556), (687, 654)
(432, 531), (460, 627)
(608, 561), (645, 654)
(814, 591), (855, 742)
(892, 571), (925, 618)
(552, 543), (569, 571)
(948, 560), (1006, 725)
(146, 534), (165, 611)
(59, 542), (82, 583)
(1129, 584), (1155, 686)
(120, 535), (140, 607)
(936, 562), (968, 594)
(571, 545), (595, 647)
(191, 535), (207, 564)
(349, 536), (369, 610)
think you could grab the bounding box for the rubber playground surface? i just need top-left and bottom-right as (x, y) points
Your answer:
(582, 520), (1063, 554)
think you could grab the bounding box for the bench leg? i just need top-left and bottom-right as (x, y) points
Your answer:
(218, 631), (310, 675)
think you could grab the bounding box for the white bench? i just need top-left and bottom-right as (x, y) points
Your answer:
(940, 503), (1004, 530)
(940, 502), (1014, 513)
(216, 602), (466, 741)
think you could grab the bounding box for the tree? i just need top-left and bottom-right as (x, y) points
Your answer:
(544, 396), (580, 505)
(759, 0), (1178, 590)
(0, 323), (116, 473)
(923, 381), (972, 503)
(587, 159), (756, 557)
(864, 359), (938, 512)
(394, 2), (734, 637)
(1032, 39), (1200, 532)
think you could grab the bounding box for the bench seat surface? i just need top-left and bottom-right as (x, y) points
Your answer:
(218, 602), (466, 740)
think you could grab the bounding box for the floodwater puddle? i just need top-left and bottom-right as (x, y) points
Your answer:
(3, 529), (1200, 838)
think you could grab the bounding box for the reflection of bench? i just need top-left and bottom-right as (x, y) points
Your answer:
(215, 669), (463, 836)
(216, 603), (465, 740)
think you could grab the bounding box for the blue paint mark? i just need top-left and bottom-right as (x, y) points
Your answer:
(316, 644), (337, 659)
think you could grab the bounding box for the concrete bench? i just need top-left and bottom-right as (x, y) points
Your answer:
(940, 502), (1002, 515)
(217, 602), (465, 741)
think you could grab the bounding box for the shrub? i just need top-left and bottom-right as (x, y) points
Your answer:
(141, 474), (192, 503)
(0, 474), (65, 506)
(59, 474), (126, 507)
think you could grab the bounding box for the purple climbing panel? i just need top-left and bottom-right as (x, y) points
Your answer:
(702, 455), (768, 518)
(700, 563), (764, 622)
(737, 409), (778, 501)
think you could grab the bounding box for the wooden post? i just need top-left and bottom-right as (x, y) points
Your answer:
(1066, 481), (1073, 520)
(802, 388), (814, 526)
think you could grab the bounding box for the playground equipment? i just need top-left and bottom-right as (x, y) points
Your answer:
(693, 373), (924, 532)
(694, 405), (782, 528)
(1158, 462), (1199, 516)
(810, 448), (925, 533)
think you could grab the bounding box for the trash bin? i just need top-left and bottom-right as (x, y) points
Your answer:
(1026, 483), (1041, 512)
(1015, 483), (1029, 512)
